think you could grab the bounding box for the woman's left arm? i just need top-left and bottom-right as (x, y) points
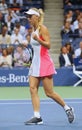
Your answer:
(33, 25), (51, 49)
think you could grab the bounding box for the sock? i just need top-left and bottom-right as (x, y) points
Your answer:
(64, 105), (70, 111)
(34, 111), (40, 118)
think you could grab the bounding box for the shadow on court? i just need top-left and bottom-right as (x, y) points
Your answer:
(0, 99), (81, 130)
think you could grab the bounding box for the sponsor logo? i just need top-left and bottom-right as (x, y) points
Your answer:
(0, 74), (29, 83)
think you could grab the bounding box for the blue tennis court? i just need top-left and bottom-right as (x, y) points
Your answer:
(0, 99), (81, 130)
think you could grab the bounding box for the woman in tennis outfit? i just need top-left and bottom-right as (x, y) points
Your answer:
(24, 8), (75, 125)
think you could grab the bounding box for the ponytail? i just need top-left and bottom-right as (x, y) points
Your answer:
(38, 8), (44, 25)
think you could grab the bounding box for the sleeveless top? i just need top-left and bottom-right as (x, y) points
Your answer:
(29, 28), (57, 77)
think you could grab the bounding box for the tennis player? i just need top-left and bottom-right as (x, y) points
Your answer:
(24, 8), (75, 125)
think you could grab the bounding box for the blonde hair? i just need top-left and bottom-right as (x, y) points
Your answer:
(31, 8), (44, 25)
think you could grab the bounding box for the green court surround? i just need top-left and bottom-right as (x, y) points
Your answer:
(0, 86), (82, 99)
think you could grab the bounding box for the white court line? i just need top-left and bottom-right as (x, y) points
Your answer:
(0, 98), (82, 101)
(0, 100), (82, 105)
(0, 98), (82, 100)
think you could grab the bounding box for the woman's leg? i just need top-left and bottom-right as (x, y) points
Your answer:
(42, 75), (65, 107)
(25, 76), (43, 125)
(42, 75), (74, 123)
(29, 76), (40, 113)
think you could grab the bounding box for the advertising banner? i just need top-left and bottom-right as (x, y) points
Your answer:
(0, 68), (29, 87)
(0, 67), (81, 86)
